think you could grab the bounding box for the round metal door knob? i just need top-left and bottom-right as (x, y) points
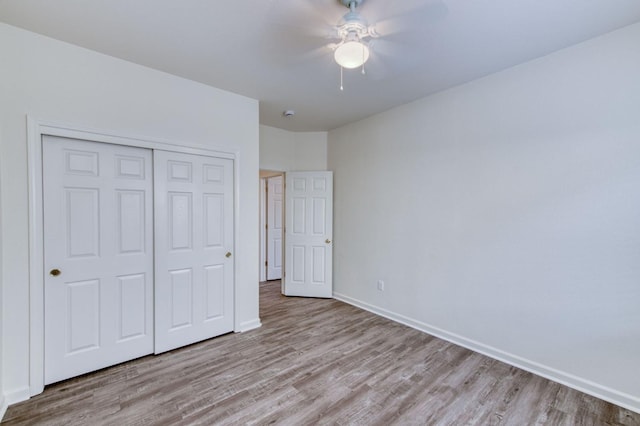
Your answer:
(225, 252), (232, 258)
(50, 268), (61, 277)
(325, 239), (332, 244)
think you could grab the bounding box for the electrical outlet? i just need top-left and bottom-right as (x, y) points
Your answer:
(377, 280), (384, 291)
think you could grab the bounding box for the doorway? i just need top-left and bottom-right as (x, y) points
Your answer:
(258, 170), (334, 298)
(259, 170), (284, 282)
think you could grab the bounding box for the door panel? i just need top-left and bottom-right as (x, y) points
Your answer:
(154, 150), (234, 354)
(66, 188), (99, 257)
(169, 192), (193, 250)
(284, 171), (333, 298)
(170, 268), (193, 329)
(267, 176), (283, 280)
(43, 136), (153, 385)
(67, 279), (100, 353)
(117, 190), (146, 253)
(205, 265), (225, 319)
(117, 273), (147, 340)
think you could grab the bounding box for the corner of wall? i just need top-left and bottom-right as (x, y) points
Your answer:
(0, 386), (30, 422)
(259, 125), (295, 171)
(0, 133), (5, 421)
(0, 395), (7, 422)
(293, 131), (328, 171)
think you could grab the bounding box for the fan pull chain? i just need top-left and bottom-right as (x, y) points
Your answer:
(362, 44), (366, 75)
(340, 66), (344, 91)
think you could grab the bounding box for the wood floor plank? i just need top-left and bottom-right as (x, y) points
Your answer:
(3, 281), (639, 425)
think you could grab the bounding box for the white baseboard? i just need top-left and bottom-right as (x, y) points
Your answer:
(0, 394), (7, 422)
(2, 385), (31, 420)
(236, 318), (262, 333)
(333, 292), (640, 414)
(5, 386), (30, 406)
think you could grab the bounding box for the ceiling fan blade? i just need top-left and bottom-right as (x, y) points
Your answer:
(259, 25), (336, 67)
(364, 38), (427, 81)
(361, 54), (392, 81)
(288, 44), (336, 67)
(266, 0), (344, 36)
(366, 0), (446, 22)
(370, 0), (449, 38)
(259, 0), (344, 67)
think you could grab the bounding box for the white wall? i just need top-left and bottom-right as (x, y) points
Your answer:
(259, 125), (327, 171)
(0, 153), (5, 418)
(0, 23), (260, 404)
(329, 23), (640, 411)
(292, 131), (328, 171)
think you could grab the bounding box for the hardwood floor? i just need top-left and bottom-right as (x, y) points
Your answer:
(4, 281), (639, 425)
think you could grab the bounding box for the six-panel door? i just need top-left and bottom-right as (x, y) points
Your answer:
(43, 136), (154, 384)
(284, 171), (333, 298)
(267, 175), (283, 280)
(153, 150), (234, 354)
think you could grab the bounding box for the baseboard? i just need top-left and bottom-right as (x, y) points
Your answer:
(2, 385), (31, 420)
(236, 318), (262, 333)
(0, 394), (7, 422)
(333, 292), (640, 414)
(4, 386), (30, 406)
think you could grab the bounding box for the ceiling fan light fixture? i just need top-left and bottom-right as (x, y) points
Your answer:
(334, 40), (370, 69)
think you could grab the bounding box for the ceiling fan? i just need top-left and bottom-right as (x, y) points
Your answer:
(333, 0), (376, 71)
(329, 0), (449, 89)
(267, 0), (448, 89)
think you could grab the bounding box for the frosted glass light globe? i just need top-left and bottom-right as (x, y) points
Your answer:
(334, 41), (370, 69)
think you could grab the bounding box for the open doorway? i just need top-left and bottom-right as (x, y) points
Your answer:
(259, 170), (334, 298)
(259, 170), (284, 283)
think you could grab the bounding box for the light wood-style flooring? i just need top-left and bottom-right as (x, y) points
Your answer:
(4, 281), (639, 425)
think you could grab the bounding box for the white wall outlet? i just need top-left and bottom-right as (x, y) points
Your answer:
(377, 280), (384, 291)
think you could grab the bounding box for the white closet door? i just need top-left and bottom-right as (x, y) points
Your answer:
(266, 175), (283, 280)
(284, 171), (333, 298)
(154, 150), (234, 354)
(43, 136), (153, 385)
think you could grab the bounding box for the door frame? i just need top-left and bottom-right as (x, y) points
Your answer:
(258, 170), (285, 282)
(266, 174), (284, 281)
(259, 178), (266, 282)
(27, 117), (240, 397)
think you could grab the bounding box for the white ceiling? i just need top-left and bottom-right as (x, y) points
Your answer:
(1, 0), (640, 131)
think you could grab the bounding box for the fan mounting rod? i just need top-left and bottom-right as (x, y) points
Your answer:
(336, 0), (373, 41)
(340, 0), (363, 10)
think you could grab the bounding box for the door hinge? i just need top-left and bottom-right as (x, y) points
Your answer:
(265, 261), (268, 266)
(265, 223), (268, 230)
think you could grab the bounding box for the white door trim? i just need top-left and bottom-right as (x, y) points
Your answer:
(266, 175), (284, 281)
(27, 116), (240, 397)
(259, 178), (267, 282)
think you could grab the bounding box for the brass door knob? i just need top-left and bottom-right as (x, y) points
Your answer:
(325, 239), (331, 244)
(225, 252), (232, 258)
(50, 268), (61, 277)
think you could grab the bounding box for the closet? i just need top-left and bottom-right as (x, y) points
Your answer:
(42, 136), (234, 384)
